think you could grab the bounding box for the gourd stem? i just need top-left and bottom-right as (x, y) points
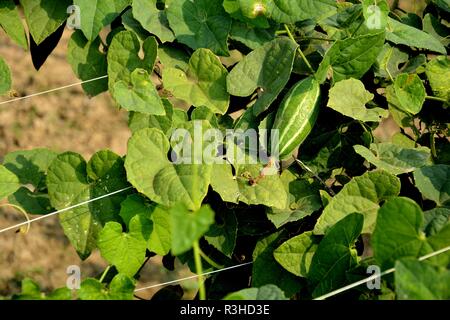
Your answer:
(198, 248), (224, 269)
(0, 204), (30, 234)
(425, 95), (447, 103)
(193, 240), (206, 300)
(284, 24), (314, 74)
(99, 266), (111, 283)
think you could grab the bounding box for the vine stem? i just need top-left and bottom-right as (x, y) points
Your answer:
(198, 248), (224, 269)
(425, 95), (447, 103)
(284, 24), (314, 74)
(192, 240), (206, 300)
(0, 204), (30, 234)
(430, 131), (437, 158)
(99, 266), (111, 283)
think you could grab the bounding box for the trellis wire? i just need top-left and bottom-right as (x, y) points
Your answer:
(0, 186), (132, 234)
(314, 244), (450, 300)
(0, 75), (108, 106)
(134, 262), (253, 293)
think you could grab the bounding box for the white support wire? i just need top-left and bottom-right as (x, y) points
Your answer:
(134, 262), (253, 293)
(314, 245), (450, 300)
(0, 186), (132, 235)
(0, 75), (108, 106)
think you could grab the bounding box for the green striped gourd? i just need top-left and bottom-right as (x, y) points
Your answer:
(272, 76), (321, 160)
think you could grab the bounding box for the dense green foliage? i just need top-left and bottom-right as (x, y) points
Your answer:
(0, 0), (449, 300)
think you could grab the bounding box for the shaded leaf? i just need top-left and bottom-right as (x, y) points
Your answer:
(354, 143), (431, 175)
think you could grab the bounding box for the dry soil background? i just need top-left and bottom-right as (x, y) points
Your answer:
(0, 30), (195, 299)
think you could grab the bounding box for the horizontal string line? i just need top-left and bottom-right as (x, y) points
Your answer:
(0, 75), (108, 106)
(0, 186), (132, 235)
(134, 262), (253, 293)
(314, 245), (450, 300)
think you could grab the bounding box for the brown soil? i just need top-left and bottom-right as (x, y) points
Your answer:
(0, 30), (194, 299)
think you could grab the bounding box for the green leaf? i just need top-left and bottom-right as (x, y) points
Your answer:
(98, 215), (150, 276)
(223, 284), (288, 300)
(309, 213), (364, 297)
(205, 209), (237, 258)
(393, 73), (426, 115)
(252, 231), (303, 297)
(372, 197), (450, 270)
(432, 0), (450, 12)
(107, 31), (158, 95)
(316, 32), (385, 84)
(414, 165), (450, 206)
(223, 0), (270, 28)
(191, 106), (220, 127)
(119, 195), (172, 256)
(170, 204), (215, 255)
(133, 0), (175, 43)
(361, 0), (389, 31)
(74, 0), (131, 40)
(166, 0), (232, 56)
(374, 44), (409, 79)
(229, 20), (275, 50)
(67, 31), (108, 97)
(79, 274), (135, 300)
(264, 0), (337, 24)
(227, 38), (297, 116)
(158, 44), (190, 71)
(47, 151), (130, 259)
(128, 99), (174, 134)
(20, 0), (71, 45)
(0, 165), (20, 200)
(0, 0), (28, 49)
(395, 259), (450, 300)
(385, 18), (446, 54)
(163, 48), (230, 114)
(425, 56), (450, 102)
(119, 194), (152, 226)
(327, 78), (388, 122)
(354, 143), (431, 175)
(423, 207), (450, 237)
(266, 170), (322, 228)
(423, 13), (450, 48)
(8, 187), (53, 215)
(125, 127), (212, 210)
(273, 231), (320, 278)
(3, 148), (58, 187)
(12, 279), (72, 300)
(210, 163), (288, 209)
(314, 170), (401, 234)
(0, 56), (12, 95)
(113, 68), (165, 115)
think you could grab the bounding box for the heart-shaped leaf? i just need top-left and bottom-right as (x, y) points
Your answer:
(163, 49), (230, 114)
(113, 69), (165, 115)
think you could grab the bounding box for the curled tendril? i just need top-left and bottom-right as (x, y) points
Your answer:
(0, 204), (31, 234)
